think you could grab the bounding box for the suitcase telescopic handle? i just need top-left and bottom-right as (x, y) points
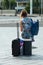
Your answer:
(17, 23), (19, 38)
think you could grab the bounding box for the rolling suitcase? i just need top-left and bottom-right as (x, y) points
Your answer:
(12, 38), (20, 56)
(23, 40), (32, 56)
(12, 23), (20, 56)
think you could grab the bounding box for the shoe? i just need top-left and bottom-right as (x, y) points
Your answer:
(32, 38), (35, 42)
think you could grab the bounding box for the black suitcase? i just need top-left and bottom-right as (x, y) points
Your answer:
(23, 41), (32, 56)
(12, 23), (20, 56)
(12, 38), (20, 56)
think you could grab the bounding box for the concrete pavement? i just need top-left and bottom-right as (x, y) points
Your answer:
(0, 27), (43, 65)
(0, 15), (43, 65)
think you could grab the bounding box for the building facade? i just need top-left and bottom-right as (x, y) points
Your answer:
(15, 0), (29, 10)
(0, 0), (43, 14)
(15, 0), (42, 14)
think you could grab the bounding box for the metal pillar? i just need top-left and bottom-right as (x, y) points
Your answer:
(17, 2), (18, 7)
(30, 0), (33, 15)
(16, 2), (18, 11)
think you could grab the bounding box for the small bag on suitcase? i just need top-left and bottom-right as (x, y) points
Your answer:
(12, 23), (20, 56)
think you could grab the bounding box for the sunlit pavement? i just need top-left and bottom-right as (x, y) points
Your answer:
(0, 27), (43, 65)
(0, 16), (43, 65)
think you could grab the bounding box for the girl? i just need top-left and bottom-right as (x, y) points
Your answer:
(20, 10), (32, 39)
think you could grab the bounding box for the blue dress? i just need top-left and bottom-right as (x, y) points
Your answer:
(21, 17), (32, 39)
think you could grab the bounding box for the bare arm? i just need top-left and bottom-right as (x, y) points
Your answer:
(20, 21), (23, 31)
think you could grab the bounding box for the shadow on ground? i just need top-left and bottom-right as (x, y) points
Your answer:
(11, 54), (43, 60)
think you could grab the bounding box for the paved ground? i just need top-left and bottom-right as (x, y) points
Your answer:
(0, 27), (43, 65)
(0, 16), (43, 65)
